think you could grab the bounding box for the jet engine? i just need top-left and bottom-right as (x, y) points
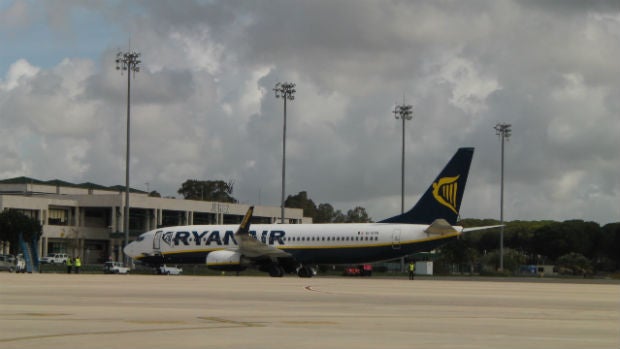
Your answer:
(206, 250), (247, 271)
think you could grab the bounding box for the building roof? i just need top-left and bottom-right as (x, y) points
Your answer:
(0, 177), (146, 194)
(0, 176), (46, 185)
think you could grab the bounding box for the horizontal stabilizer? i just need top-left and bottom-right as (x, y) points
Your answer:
(462, 225), (503, 233)
(425, 219), (458, 235)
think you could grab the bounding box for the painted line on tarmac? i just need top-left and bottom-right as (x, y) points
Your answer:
(304, 285), (335, 294)
(0, 316), (263, 344)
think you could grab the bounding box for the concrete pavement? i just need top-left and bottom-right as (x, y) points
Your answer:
(1, 273), (618, 348)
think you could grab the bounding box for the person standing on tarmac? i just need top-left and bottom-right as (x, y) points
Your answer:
(408, 261), (415, 280)
(74, 257), (81, 274)
(66, 258), (73, 274)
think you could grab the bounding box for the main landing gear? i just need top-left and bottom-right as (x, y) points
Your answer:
(268, 264), (285, 277)
(266, 264), (315, 278)
(297, 265), (315, 278)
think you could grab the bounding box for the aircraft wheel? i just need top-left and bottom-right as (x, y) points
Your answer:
(269, 265), (284, 277)
(297, 266), (314, 278)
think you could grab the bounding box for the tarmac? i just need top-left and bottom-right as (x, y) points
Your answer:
(0, 273), (618, 349)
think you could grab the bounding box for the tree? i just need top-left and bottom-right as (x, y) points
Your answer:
(478, 248), (525, 273)
(345, 206), (372, 223)
(177, 180), (237, 203)
(285, 191), (317, 219)
(599, 223), (620, 271)
(314, 203), (346, 223)
(286, 192), (359, 223)
(556, 252), (592, 275)
(531, 220), (600, 261)
(0, 210), (42, 255)
(331, 210), (346, 223)
(437, 239), (479, 274)
(315, 203), (335, 223)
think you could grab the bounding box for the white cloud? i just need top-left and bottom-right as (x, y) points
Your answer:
(1, 0), (618, 224)
(437, 56), (501, 116)
(0, 0), (30, 30)
(1, 59), (39, 91)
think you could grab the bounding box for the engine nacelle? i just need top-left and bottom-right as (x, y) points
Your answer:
(206, 250), (247, 271)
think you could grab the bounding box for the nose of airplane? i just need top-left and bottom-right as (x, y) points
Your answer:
(123, 242), (136, 258)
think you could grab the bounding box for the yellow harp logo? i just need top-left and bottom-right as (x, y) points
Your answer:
(432, 175), (460, 214)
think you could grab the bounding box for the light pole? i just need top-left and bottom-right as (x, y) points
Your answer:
(274, 82), (296, 224)
(494, 122), (511, 271)
(394, 101), (413, 273)
(116, 50), (141, 265)
(393, 102), (413, 214)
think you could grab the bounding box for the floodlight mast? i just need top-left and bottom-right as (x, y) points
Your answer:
(494, 122), (511, 271)
(274, 82), (296, 224)
(116, 51), (141, 266)
(393, 102), (413, 214)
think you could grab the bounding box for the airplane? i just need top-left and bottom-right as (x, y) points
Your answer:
(123, 147), (498, 277)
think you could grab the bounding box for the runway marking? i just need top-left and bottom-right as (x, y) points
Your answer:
(197, 316), (266, 327)
(0, 316), (262, 343)
(3, 312), (70, 317)
(304, 285), (335, 294)
(126, 320), (187, 325)
(0, 326), (241, 344)
(281, 320), (338, 325)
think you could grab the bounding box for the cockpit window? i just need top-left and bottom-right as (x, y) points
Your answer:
(136, 234), (147, 242)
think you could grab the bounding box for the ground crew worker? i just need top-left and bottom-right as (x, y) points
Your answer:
(66, 258), (73, 274)
(74, 257), (82, 274)
(408, 261), (415, 280)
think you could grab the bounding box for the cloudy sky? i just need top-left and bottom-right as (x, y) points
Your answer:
(1, 0), (619, 224)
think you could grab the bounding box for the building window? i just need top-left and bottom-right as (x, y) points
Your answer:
(48, 208), (68, 225)
(10, 209), (38, 220)
(48, 241), (68, 254)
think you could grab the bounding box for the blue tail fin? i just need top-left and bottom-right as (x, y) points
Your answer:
(379, 147), (474, 225)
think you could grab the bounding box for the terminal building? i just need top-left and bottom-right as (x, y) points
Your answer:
(0, 177), (309, 264)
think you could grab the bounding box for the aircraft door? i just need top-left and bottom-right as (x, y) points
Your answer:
(392, 229), (401, 250)
(153, 231), (162, 252)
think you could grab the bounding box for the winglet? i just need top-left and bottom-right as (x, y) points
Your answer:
(235, 206), (254, 236)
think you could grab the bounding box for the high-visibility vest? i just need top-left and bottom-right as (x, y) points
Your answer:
(75, 258), (81, 267)
(409, 263), (415, 271)
(67, 259), (72, 266)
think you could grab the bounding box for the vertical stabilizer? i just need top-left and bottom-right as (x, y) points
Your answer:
(380, 148), (474, 225)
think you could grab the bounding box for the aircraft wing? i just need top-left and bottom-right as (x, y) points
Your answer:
(234, 206), (291, 259)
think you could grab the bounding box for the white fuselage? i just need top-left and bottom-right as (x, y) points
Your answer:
(124, 222), (463, 265)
